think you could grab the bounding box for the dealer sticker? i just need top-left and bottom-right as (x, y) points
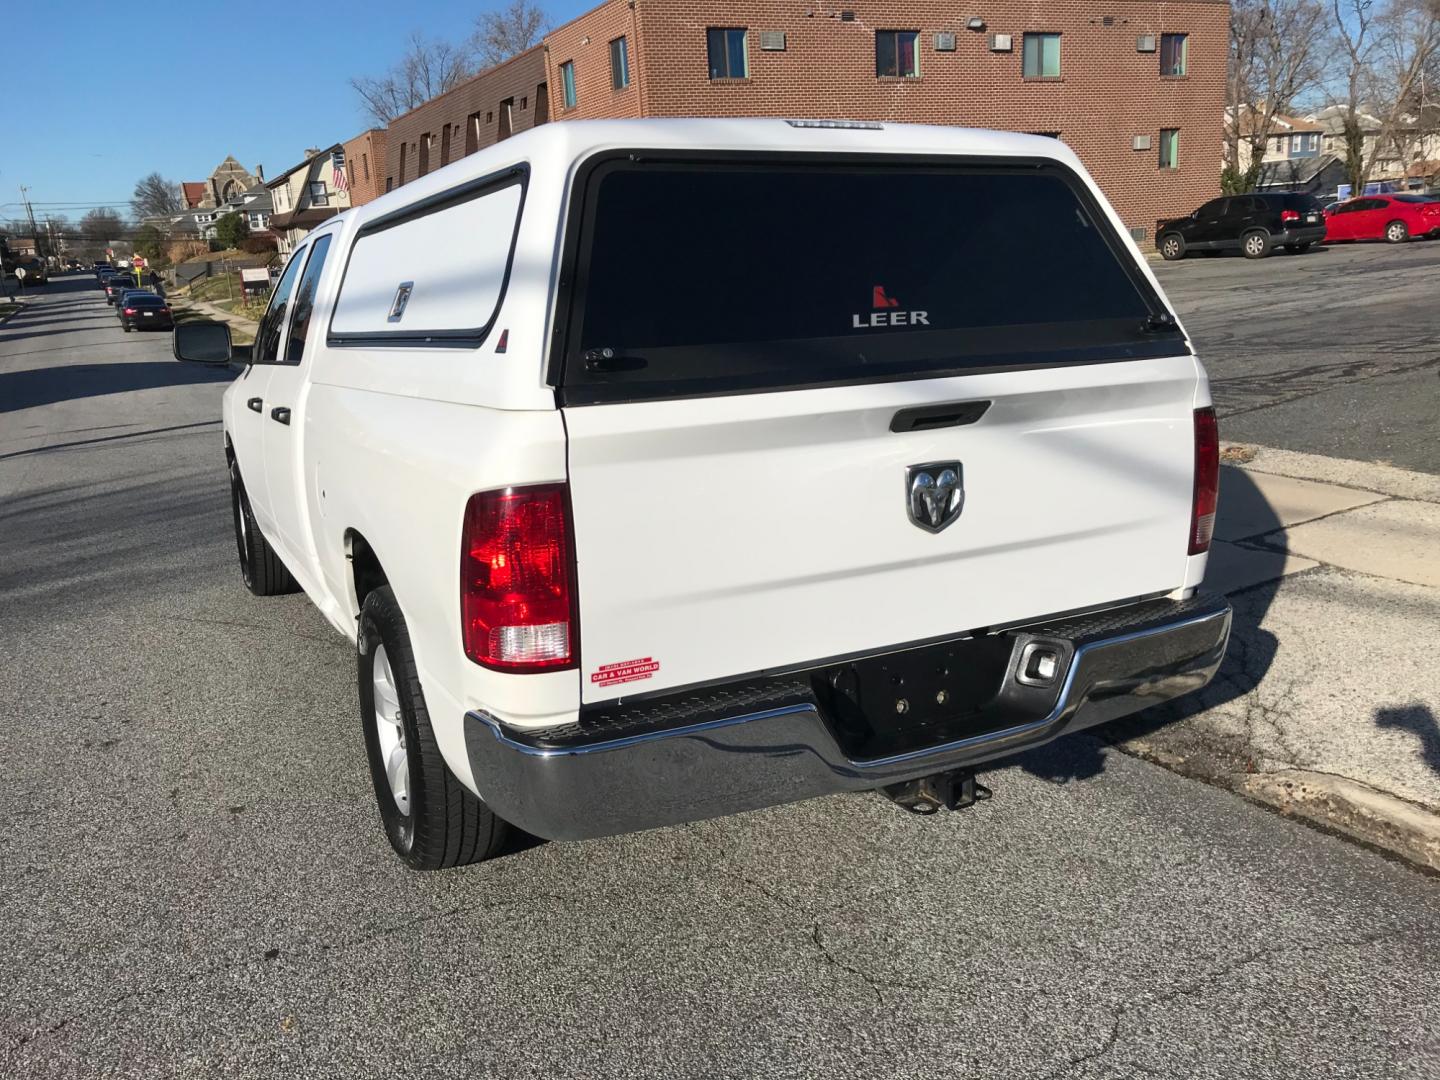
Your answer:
(590, 657), (660, 687)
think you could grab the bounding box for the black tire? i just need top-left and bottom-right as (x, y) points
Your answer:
(228, 457), (298, 596)
(1242, 230), (1272, 259)
(1284, 242), (1312, 254)
(122, 321), (132, 332)
(358, 586), (509, 870)
(1159, 233), (1186, 261)
(1384, 219), (1409, 243)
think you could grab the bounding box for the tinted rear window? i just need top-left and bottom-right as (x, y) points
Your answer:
(558, 156), (1181, 404)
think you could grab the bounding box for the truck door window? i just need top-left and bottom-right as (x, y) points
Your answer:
(283, 235), (333, 365)
(254, 248), (309, 365)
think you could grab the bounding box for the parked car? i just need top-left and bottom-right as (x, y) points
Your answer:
(103, 275), (138, 304)
(1156, 192), (1325, 259)
(173, 119), (1231, 870)
(118, 292), (173, 331)
(1323, 194), (1440, 244)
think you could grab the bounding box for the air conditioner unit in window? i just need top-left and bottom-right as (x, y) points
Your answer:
(1133, 134), (1153, 150)
(1136, 34), (1157, 52)
(988, 32), (1013, 52)
(934, 31), (956, 52)
(760, 30), (786, 51)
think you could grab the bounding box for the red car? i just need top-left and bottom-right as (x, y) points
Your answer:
(1323, 193), (1440, 244)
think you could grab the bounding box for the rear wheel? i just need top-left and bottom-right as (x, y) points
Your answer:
(1284, 242), (1312, 254)
(229, 457), (298, 596)
(1242, 230), (1272, 259)
(1159, 234), (1186, 261)
(358, 586), (510, 870)
(1385, 220), (1409, 243)
(122, 321), (132, 332)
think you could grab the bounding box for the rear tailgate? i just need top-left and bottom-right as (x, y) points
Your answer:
(556, 151), (1197, 703)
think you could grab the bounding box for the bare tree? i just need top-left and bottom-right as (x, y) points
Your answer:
(351, 34), (475, 125)
(1367, 0), (1440, 184)
(80, 208), (125, 244)
(1225, 0), (1330, 192)
(472, 0), (548, 68)
(131, 172), (181, 221)
(1327, 0), (1440, 192)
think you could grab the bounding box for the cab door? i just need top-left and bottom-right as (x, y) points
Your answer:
(261, 233), (335, 569)
(229, 251), (309, 536)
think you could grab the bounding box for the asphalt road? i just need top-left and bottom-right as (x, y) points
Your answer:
(1156, 238), (1440, 473)
(2, 274), (1439, 1080)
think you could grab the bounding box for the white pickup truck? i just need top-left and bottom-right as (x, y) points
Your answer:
(175, 119), (1230, 870)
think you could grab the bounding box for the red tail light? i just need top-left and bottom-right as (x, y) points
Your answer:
(461, 484), (575, 671)
(123, 307), (136, 315)
(1190, 407), (1219, 555)
(1279, 209), (1300, 223)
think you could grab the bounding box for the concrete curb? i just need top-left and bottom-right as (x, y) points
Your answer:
(0, 298), (26, 326)
(1222, 441), (1440, 505)
(1124, 739), (1440, 873)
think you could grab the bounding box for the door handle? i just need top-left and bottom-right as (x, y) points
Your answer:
(890, 400), (991, 433)
(247, 397), (263, 413)
(270, 406), (291, 425)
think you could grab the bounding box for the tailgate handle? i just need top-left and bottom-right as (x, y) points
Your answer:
(890, 400), (991, 433)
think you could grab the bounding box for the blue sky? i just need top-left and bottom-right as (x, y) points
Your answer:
(1, 0), (591, 224)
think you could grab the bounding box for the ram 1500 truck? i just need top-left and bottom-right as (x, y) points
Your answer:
(174, 119), (1231, 870)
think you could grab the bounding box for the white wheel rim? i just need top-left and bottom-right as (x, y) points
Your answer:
(371, 645), (410, 814)
(1247, 236), (1263, 254)
(1389, 224), (1403, 241)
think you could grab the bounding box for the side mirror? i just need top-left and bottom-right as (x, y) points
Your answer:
(173, 319), (246, 365)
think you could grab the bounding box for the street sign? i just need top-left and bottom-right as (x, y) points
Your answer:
(132, 256), (148, 270)
(14, 266), (26, 280)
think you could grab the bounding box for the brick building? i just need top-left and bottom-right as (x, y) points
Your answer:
(384, 49), (550, 193)
(342, 128), (390, 206)
(385, 0), (1227, 239)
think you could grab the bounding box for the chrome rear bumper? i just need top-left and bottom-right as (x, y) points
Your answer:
(464, 592), (1231, 840)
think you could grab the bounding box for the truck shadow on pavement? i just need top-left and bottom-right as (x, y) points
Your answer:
(1006, 466), (1285, 785)
(0, 362), (232, 413)
(1375, 704), (1440, 780)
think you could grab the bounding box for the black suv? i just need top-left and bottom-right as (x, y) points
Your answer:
(1157, 192), (1325, 260)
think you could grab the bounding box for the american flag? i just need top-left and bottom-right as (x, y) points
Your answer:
(331, 150), (349, 193)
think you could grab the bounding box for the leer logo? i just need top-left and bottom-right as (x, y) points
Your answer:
(853, 285), (929, 329)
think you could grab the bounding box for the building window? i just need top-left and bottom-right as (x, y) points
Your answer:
(1159, 33), (1188, 76)
(1158, 128), (1180, 169)
(498, 98), (514, 141)
(308, 180), (330, 206)
(399, 143), (407, 183)
(707, 28), (748, 79)
(419, 133), (431, 176)
(561, 61), (577, 108)
(362, 153), (370, 181)
(466, 112), (482, 155)
(385, 177), (393, 193)
(440, 124), (451, 166)
(1022, 33), (1061, 78)
(611, 36), (630, 89)
(876, 30), (921, 78)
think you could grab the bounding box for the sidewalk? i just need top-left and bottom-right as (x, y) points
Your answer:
(175, 296), (259, 345)
(1113, 444), (1440, 870)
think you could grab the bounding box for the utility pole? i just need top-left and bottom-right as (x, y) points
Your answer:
(19, 185), (44, 260)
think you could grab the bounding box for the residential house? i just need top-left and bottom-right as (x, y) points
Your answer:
(1310, 104), (1440, 188)
(266, 146), (353, 255)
